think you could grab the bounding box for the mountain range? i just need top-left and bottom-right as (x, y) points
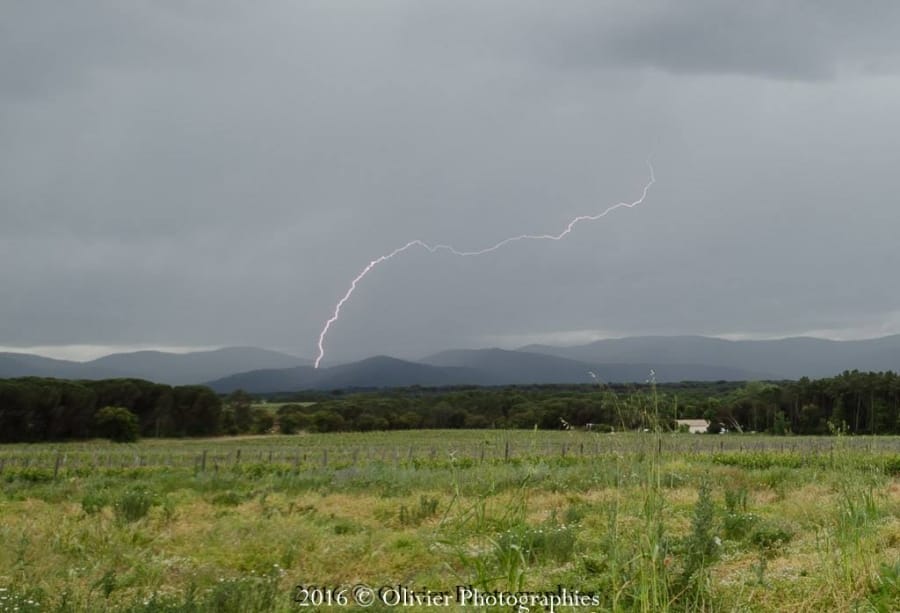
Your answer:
(2, 334), (900, 392)
(0, 347), (308, 385)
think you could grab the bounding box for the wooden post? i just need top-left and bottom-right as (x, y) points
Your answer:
(504, 440), (510, 462)
(201, 450), (207, 472)
(322, 449), (328, 467)
(235, 449), (241, 465)
(53, 452), (62, 479)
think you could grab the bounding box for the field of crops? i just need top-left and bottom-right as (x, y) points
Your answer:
(2, 431), (899, 612)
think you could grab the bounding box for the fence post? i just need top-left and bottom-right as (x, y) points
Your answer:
(201, 450), (207, 472)
(53, 452), (62, 479)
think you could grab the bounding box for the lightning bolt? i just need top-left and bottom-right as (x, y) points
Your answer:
(314, 161), (655, 368)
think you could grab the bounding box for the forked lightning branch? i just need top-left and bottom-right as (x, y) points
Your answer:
(314, 162), (655, 368)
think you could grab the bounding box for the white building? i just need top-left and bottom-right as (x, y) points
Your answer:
(676, 419), (710, 434)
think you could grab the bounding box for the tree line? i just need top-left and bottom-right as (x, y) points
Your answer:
(264, 371), (900, 435)
(2, 370), (899, 442)
(0, 377), (221, 442)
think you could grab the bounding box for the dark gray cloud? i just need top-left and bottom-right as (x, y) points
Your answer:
(556, 1), (900, 79)
(2, 1), (900, 362)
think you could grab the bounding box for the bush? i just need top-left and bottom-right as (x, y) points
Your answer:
(750, 523), (793, 552)
(114, 486), (156, 522)
(95, 406), (140, 443)
(250, 407), (275, 434)
(81, 488), (110, 515)
(277, 405), (311, 434)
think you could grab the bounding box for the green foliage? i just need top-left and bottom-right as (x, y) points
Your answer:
(750, 522), (794, 552)
(0, 377), (221, 442)
(723, 486), (758, 541)
(81, 487), (110, 515)
(399, 495), (440, 526)
(773, 410), (789, 435)
(210, 490), (248, 507)
(228, 390), (254, 433)
(203, 575), (279, 613)
(679, 481), (720, 589)
(114, 486), (157, 522)
(867, 560), (900, 612)
(0, 587), (44, 612)
(496, 522), (577, 565)
(95, 406), (140, 443)
(276, 405), (310, 434)
(249, 407), (274, 434)
(6, 370), (900, 438)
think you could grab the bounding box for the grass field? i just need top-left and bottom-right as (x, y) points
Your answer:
(1, 430), (899, 612)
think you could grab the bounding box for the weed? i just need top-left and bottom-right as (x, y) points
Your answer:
(114, 486), (156, 523)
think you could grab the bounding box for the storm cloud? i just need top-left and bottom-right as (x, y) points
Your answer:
(3, 1), (900, 363)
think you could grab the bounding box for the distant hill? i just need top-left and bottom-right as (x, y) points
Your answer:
(206, 356), (488, 393)
(521, 335), (900, 379)
(0, 353), (123, 379)
(0, 347), (309, 385)
(423, 347), (766, 384)
(6, 335), (900, 392)
(204, 365), (319, 394)
(85, 347), (308, 385)
(207, 349), (766, 393)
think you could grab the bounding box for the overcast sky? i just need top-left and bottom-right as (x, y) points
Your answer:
(3, 1), (900, 363)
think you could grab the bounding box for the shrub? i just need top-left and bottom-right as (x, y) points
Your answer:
(250, 407), (275, 434)
(94, 406), (140, 443)
(680, 481), (720, 587)
(750, 523), (793, 552)
(81, 488), (109, 515)
(278, 412), (310, 435)
(114, 486), (156, 522)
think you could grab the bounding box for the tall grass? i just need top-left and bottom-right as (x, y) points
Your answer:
(1, 430), (899, 611)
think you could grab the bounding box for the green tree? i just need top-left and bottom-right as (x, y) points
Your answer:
(94, 406), (140, 443)
(227, 390), (254, 433)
